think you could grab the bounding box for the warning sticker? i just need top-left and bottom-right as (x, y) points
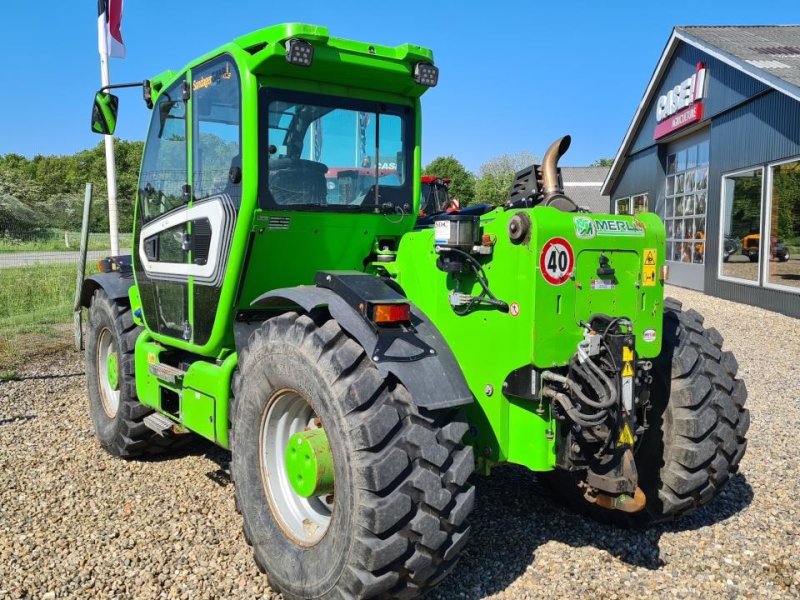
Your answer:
(539, 237), (574, 286)
(618, 423), (635, 446)
(621, 344), (635, 379)
(622, 361), (634, 378)
(642, 247), (657, 287)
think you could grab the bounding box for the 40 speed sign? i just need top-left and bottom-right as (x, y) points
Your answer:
(539, 237), (575, 285)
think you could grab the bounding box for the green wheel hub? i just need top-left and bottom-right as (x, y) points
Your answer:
(285, 428), (334, 498)
(106, 351), (119, 391)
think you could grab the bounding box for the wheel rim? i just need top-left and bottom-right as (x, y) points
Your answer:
(96, 328), (120, 418)
(259, 388), (334, 546)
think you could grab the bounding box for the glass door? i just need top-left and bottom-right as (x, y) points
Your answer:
(663, 131), (709, 290)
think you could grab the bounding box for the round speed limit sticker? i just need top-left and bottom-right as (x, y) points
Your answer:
(539, 237), (575, 285)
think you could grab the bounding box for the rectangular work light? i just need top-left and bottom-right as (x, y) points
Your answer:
(413, 62), (439, 87)
(285, 38), (314, 67)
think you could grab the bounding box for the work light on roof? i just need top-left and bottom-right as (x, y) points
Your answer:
(414, 62), (439, 87)
(286, 38), (314, 67)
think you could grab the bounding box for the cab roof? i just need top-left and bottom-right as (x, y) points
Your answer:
(149, 23), (435, 100)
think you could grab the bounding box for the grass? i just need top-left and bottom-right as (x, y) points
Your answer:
(0, 231), (132, 253)
(0, 262), (97, 377)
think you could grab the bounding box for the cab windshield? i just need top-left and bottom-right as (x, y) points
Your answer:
(260, 89), (413, 212)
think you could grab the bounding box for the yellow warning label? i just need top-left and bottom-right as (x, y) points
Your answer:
(618, 423), (635, 446)
(644, 248), (657, 266)
(643, 264), (657, 287)
(643, 247), (657, 287)
(622, 361), (634, 377)
(622, 347), (634, 362)
(147, 352), (156, 365)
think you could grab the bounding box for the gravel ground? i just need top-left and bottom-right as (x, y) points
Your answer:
(1, 285), (798, 599)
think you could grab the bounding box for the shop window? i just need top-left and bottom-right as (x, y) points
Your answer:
(766, 160), (800, 291)
(720, 168), (763, 283)
(615, 193), (648, 215)
(665, 140), (709, 264)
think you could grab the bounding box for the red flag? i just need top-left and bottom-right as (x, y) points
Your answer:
(98, 0), (126, 58)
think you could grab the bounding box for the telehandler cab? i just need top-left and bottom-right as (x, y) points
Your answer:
(83, 23), (749, 599)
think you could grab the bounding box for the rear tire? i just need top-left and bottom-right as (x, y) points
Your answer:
(543, 297), (749, 526)
(86, 289), (187, 457)
(232, 312), (475, 599)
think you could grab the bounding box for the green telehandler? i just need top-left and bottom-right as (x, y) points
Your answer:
(82, 23), (748, 599)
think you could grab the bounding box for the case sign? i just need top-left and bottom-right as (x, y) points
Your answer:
(540, 237), (574, 285)
(654, 62), (707, 140)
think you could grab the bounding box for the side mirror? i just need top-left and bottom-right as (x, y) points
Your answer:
(91, 91), (119, 135)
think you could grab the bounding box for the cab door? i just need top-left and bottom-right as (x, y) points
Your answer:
(134, 77), (192, 341)
(133, 57), (242, 347)
(188, 55), (242, 346)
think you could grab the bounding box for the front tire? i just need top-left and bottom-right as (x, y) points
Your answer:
(543, 297), (749, 526)
(232, 312), (475, 599)
(86, 289), (186, 457)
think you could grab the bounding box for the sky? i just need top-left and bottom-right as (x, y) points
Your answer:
(0, 0), (795, 172)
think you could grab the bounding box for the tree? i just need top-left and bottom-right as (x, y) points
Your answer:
(422, 156), (476, 206)
(0, 138), (144, 234)
(591, 158), (615, 167)
(475, 151), (538, 205)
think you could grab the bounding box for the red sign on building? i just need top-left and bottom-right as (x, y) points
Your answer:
(654, 62), (707, 140)
(654, 102), (704, 140)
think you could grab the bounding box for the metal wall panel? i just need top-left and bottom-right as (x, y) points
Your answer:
(607, 145), (662, 212)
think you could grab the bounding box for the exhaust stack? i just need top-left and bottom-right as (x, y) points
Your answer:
(541, 135), (571, 201)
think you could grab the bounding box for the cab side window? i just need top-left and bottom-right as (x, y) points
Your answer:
(138, 82), (187, 221)
(193, 57), (241, 204)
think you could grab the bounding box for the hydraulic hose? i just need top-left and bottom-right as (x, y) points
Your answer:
(570, 358), (611, 407)
(546, 366), (615, 410)
(581, 354), (618, 405)
(542, 388), (607, 428)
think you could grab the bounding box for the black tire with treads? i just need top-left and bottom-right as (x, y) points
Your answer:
(231, 311), (475, 599)
(542, 297), (749, 526)
(86, 289), (188, 457)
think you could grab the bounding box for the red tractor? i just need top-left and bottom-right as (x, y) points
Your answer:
(420, 175), (456, 216)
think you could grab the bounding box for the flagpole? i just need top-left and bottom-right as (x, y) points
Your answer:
(97, 11), (120, 257)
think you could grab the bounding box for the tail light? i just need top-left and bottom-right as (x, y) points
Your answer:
(370, 303), (411, 324)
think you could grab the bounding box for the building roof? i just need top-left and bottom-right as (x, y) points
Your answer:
(601, 25), (800, 195)
(561, 166), (609, 213)
(681, 26), (800, 90)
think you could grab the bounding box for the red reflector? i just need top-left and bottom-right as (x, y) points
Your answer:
(372, 303), (411, 323)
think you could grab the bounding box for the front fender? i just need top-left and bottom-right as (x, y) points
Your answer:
(245, 284), (473, 410)
(79, 272), (134, 308)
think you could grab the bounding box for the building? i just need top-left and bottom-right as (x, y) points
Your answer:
(603, 26), (800, 318)
(561, 167), (609, 213)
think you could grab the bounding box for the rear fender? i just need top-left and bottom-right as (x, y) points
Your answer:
(243, 283), (473, 410)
